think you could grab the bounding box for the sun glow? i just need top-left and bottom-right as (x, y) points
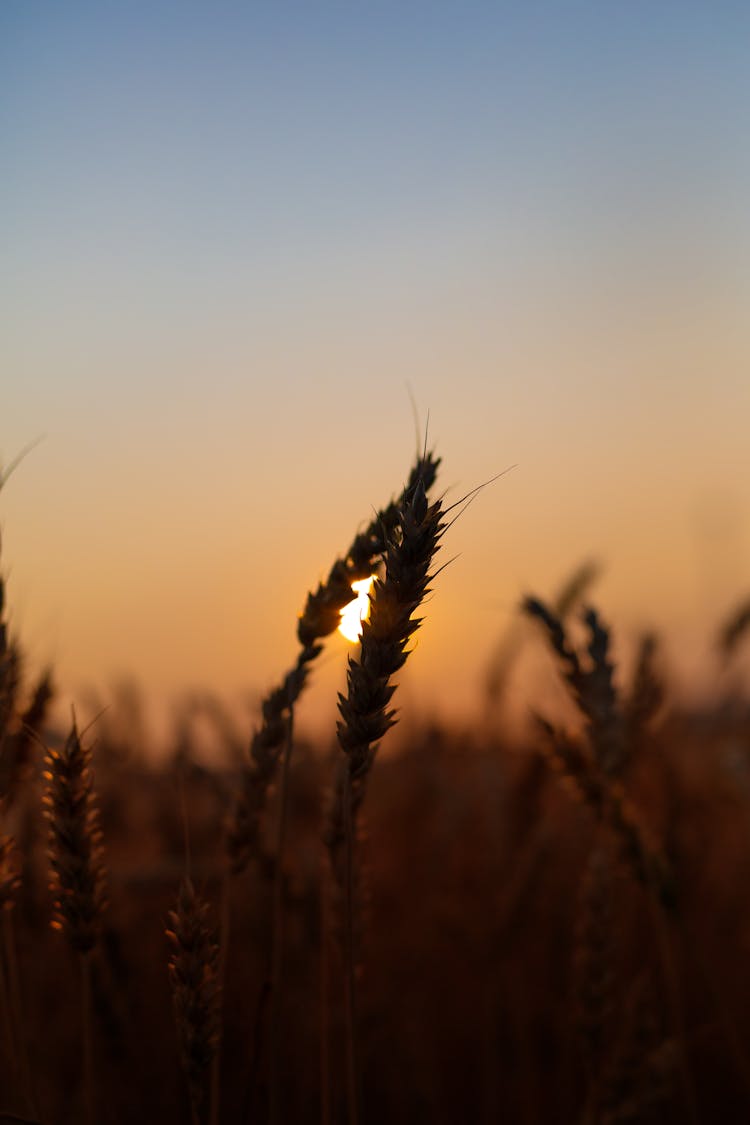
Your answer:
(338, 576), (375, 643)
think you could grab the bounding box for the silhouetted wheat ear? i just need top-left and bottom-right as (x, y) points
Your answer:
(226, 450), (440, 875)
(297, 451), (441, 649)
(43, 718), (106, 953)
(167, 878), (220, 1125)
(325, 478), (445, 869)
(523, 597), (625, 778)
(527, 595), (678, 914)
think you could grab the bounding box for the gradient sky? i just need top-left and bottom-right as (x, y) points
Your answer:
(3, 3), (750, 737)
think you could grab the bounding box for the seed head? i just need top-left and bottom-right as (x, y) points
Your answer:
(43, 718), (106, 953)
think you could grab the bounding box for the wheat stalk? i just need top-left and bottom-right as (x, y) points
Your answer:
(225, 452), (439, 1125)
(574, 840), (616, 1121)
(326, 476), (445, 1124)
(44, 715), (106, 1124)
(167, 877), (221, 1125)
(525, 598), (701, 1121)
(0, 472), (43, 1118)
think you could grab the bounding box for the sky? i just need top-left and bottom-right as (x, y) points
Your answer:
(3, 2), (750, 739)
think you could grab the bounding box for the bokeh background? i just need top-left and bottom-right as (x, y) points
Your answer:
(3, 2), (749, 738)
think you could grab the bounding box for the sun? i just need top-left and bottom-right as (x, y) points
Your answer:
(338, 576), (376, 643)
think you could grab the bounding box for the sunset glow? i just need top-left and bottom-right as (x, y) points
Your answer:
(3, 4), (749, 733)
(338, 576), (375, 643)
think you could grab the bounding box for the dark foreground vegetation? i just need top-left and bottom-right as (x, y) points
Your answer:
(2, 454), (750, 1124)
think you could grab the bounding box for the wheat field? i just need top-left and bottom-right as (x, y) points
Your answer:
(1, 452), (749, 1125)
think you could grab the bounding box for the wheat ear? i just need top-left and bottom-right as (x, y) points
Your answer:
(44, 715), (106, 1125)
(44, 717), (106, 953)
(524, 599), (675, 909)
(225, 451), (440, 875)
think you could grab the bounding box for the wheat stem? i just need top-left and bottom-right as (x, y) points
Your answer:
(210, 872), (231, 1125)
(167, 878), (221, 1125)
(342, 768), (361, 1125)
(319, 841), (332, 1125)
(0, 923), (18, 1085)
(649, 900), (700, 1125)
(80, 951), (95, 1125)
(3, 910), (37, 1118)
(268, 706), (295, 1125)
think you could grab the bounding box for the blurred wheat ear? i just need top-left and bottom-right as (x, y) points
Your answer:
(43, 715), (107, 1125)
(44, 717), (106, 953)
(523, 597), (675, 910)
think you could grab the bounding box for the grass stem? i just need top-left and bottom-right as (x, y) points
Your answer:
(268, 707), (295, 1125)
(80, 951), (95, 1125)
(342, 770), (361, 1125)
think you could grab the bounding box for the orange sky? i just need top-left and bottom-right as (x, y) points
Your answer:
(4, 5), (750, 742)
